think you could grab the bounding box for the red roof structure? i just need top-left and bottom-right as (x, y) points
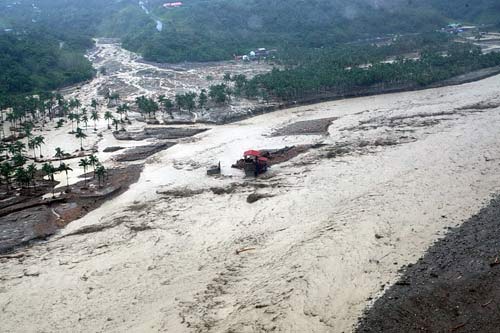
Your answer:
(244, 150), (261, 157)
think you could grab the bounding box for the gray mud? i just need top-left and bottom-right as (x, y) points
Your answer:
(113, 127), (207, 141)
(271, 117), (337, 136)
(115, 142), (176, 161)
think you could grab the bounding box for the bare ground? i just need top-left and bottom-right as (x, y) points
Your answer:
(357, 196), (500, 333)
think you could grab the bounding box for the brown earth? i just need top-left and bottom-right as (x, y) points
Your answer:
(0, 164), (143, 254)
(357, 196), (500, 333)
(113, 127), (208, 141)
(114, 142), (176, 162)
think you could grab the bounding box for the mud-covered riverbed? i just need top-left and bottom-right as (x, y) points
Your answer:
(2, 68), (500, 332)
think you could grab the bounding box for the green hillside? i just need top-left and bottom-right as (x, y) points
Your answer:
(112, 0), (500, 62)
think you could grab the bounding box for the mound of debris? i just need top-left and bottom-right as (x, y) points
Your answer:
(115, 142), (176, 162)
(114, 127), (208, 141)
(232, 145), (320, 170)
(272, 117), (337, 136)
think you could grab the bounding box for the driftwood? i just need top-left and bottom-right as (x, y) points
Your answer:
(235, 247), (256, 255)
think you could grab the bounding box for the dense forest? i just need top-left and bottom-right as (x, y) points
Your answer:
(120, 0), (500, 62)
(2, 0), (500, 64)
(1, 0), (500, 100)
(0, 30), (94, 101)
(245, 42), (500, 101)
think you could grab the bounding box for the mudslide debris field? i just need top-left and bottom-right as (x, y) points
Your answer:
(2, 42), (500, 333)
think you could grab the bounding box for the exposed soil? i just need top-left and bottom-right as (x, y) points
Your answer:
(357, 196), (500, 333)
(0, 164), (143, 254)
(113, 127), (208, 141)
(0, 205), (59, 254)
(114, 142), (176, 162)
(271, 117), (337, 136)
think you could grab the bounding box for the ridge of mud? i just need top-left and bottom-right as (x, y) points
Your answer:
(115, 142), (176, 162)
(271, 117), (337, 136)
(113, 127), (208, 141)
(357, 195), (500, 333)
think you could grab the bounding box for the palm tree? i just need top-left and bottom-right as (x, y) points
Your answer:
(22, 122), (33, 138)
(109, 92), (120, 107)
(74, 113), (81, 129)
(35, 135), (45, 158)
(68, 113), (77, 133)
(88, 155), (99, 178)
(78, 158), (90, 186)
(12, 153), (26, 167)
(42, 162), (56, 181)
(14, 167), (29, 189)
(28, 138), (37, 159)
(104, 111), (113, 129)
(58, 162), (73, 191)
(10, 141), (26, 156)
(112, 118), (120, 132)
(75, 128), (87, 151)
(26, 164), (37, 189)
(116, 104), (129, 122)
(91, 98), (98, 111)
(82, 114), (89, 131)
(70, 98), (81, 114)
(90, 110), (99, 131)
(0, 162), (14, 190)
(54, 147), (65, 166)
(95, 164), (107, 188)
(42, 162), (57, 197)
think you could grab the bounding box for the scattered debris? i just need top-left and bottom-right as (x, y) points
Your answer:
(206, 162), (221, 176)
(247, 193), (274, 203)
(236, 247), (256, 255)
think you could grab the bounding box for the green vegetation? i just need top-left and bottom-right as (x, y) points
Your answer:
(234, 42), (500, 101)
(0, 31), (94, 99)
(117, 0), (500, 62)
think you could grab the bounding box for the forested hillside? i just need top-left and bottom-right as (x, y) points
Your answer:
(0, 0), (128, 98)
(0, 30), (94, 102)
(121, 0), (447, 62)
(117, 0), (500, 62)
(2, 0), (500, 65)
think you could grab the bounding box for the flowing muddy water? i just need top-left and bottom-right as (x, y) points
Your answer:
(2, 43), (500, 332)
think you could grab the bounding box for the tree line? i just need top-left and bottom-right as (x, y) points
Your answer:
(230, 42), (500, 102)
